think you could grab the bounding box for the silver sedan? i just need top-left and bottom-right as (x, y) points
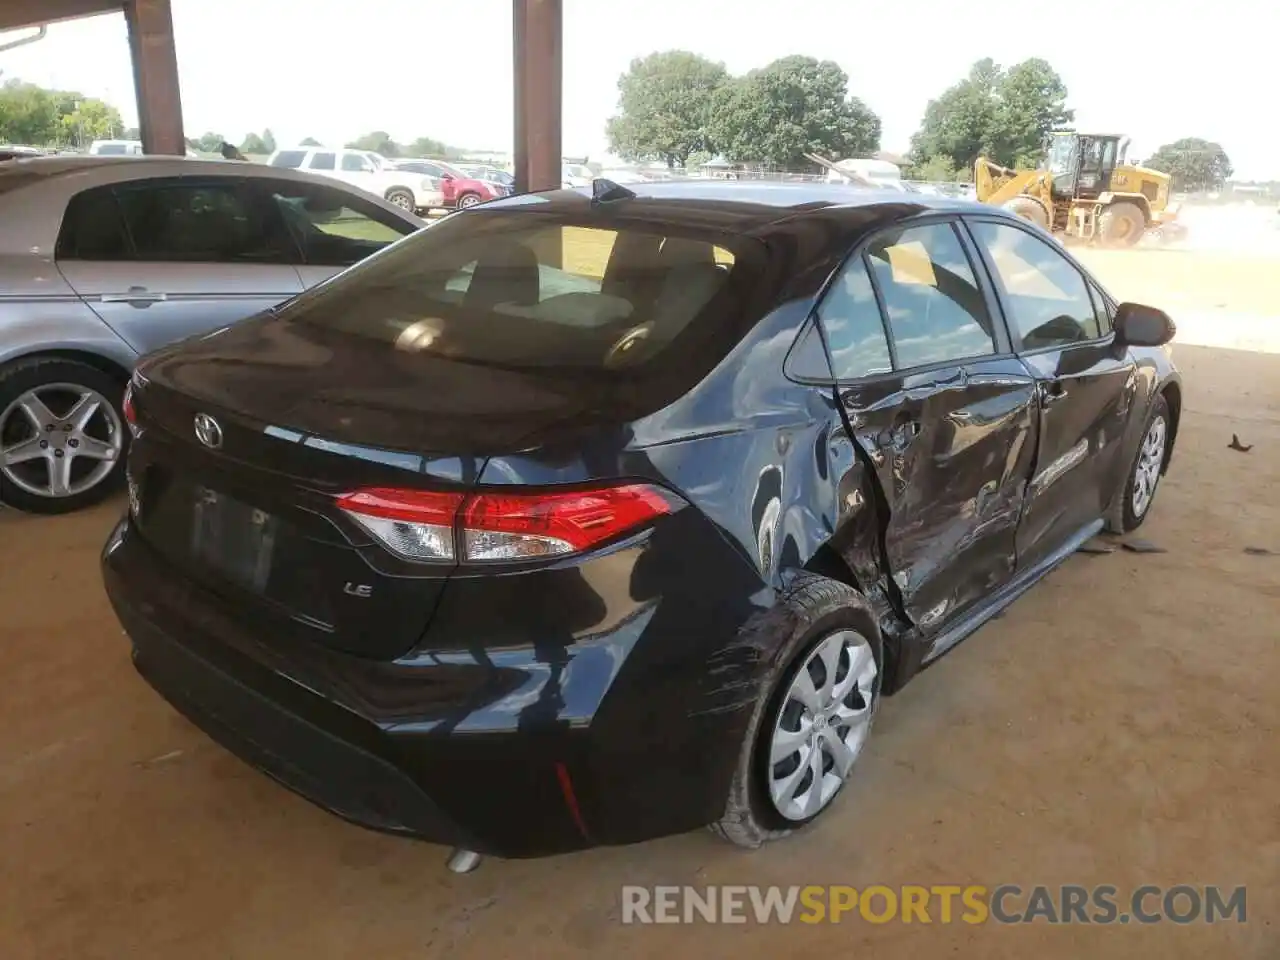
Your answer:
(0, 156), (423, 513)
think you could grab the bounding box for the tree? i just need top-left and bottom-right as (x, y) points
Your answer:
(908, 154), (960, 183)
(708, 56), (880, 169)
(346, 131), (400, 157)
(240, 132), (270, 154)
(406, 136), (450, 158)
(605, 51), (727, 168)
(992, 58), (1073, 167)
(1145, 138), (1233, 192)
(909, 58), (1073, 172)
(0, 81), (58, 144)
(261, 128), (277, 154)
(192, 131), (227, 153)
(0, 79), (123, 147)
(299, 136), (322, 146)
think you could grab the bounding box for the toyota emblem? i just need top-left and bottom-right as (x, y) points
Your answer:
(193, 413), (223, 449)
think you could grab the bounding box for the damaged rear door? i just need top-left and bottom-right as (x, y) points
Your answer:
(821, 218), (1038, 632)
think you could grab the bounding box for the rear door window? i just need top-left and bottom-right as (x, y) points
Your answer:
(271, 212), (757, 376)
(816, 256), (892, 379)
(112, 179), (296, 263)
(309, 152), (337, 171)
(865, 222), (996, 369)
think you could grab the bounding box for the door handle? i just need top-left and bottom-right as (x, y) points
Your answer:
(101, 287), (167, 305)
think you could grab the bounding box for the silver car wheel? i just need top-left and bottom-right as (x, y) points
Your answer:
(0, 383), (123, 499)
(1131, 414), (1167, 518)
(768, 629), (877, 822)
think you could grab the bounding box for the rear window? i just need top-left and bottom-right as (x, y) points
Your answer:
(271, 209), (758, 376)
(270, 150), (307, 169)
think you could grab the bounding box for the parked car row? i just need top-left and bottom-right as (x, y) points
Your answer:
(390, 158), (513, 209)
(263, 147), (515, 215)
(265, 146), (443, 214)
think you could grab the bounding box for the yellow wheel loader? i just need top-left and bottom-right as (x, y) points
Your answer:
(974, 132), (1184, 246)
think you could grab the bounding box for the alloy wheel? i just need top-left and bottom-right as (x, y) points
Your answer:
(1131, 415), (1167, 518)
(768, 629), (878, 821)
(0, 383), (124, 499)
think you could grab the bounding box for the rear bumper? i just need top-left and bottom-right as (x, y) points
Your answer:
(102, 512), (763, 857)
(127, 606), (471, 845)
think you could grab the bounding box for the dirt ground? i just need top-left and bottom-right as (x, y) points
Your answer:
(2, 248), (1278, 959)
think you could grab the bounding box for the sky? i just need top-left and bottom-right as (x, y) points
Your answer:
(3, 0), (1277, 179)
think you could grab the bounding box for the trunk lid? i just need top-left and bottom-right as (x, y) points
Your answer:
(129, 315), (595, 660)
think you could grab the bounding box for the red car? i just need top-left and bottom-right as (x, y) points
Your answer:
(392, 159), (511, 210)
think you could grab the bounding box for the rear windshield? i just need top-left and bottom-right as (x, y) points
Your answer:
(271, 207), (762, 377)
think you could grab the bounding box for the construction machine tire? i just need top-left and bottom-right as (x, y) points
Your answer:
(1002, 196), (1050, 231)
(1099, 202), (1145, 248)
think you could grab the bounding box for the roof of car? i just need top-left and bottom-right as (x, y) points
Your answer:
(488, 178), (995, 232)
(0, 155), (377, 185)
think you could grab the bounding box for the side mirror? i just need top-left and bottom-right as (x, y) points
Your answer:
(1114, 302), (1175, 347)
(441, 173), (455, 181)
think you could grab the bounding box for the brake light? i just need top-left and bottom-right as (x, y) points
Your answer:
(461, 485), (672, 561)
(335, 484), (673, 563)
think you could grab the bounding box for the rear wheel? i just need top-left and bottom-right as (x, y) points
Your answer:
(1003, 195), (1050, 231)
(1099, 201), (1145, 247)
(385, 188), (415, 212)
(0, 357), (128, 514)
(711, 572), (882, 848)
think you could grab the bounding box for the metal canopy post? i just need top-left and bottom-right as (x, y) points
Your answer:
(512, 0), (562, 194)
(123, 0), (184, 155)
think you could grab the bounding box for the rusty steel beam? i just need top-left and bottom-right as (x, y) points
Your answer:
(124, 0), (184, 155)
(512, 0), (561, 194)
(0, 0), (120, 31)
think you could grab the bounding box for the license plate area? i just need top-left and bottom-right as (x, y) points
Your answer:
(190, 486), (278, 593)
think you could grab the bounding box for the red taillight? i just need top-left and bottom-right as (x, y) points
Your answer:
(335, 484), (672, 563)
(122, 383), (137, 425)
(460, 485), (671, 560)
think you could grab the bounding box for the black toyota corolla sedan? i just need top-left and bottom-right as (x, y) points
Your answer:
(103, 180), (1181, 861)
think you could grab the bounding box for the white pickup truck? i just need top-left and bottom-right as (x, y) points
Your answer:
(266, 147), (443, 213)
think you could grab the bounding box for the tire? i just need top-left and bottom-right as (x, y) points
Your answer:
(1106, 393), (1170, 534)
(711, 571), (883, 848)
(456, 193), (482, 209)
(1099, 201), (1145, 248)
(1003, 195), (1050, 231)
(0, 357), (128, 514)
(385, 188), (415, 212)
